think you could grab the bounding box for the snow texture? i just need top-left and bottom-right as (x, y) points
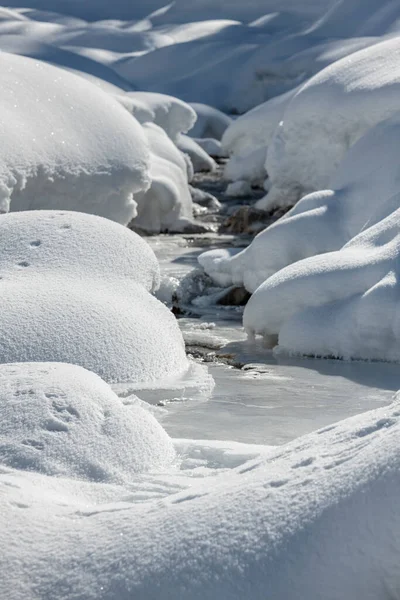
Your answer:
(2, 390), (400, 599)
(0, 211), (189, 385)
(0, 51), (150, 224)
(0, 362), (175, 482)
(177, 134), (217, 173)
(134, 123), (195, 233)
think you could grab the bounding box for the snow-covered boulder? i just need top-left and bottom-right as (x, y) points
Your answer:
(0, 362), (175, 481)
(188, 103), (232, 140)
(222, 88), (296, 184)
(177, 134), (217, 172)
(134, 123), (195, 233)
(200, 99), (400, 295)
(244, 204), (400, 361)
(0, 211), (188, 384)
(118, 91), (197, 143)
(264, 37), (400, 210)
(0, 51), (150, 224)
(2, 390), (400, 598)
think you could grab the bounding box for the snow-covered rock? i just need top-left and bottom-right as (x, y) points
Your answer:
(134, 123), (195, 233)
(264, 37), (400, 210)
(201, 108), (400, 297)
(2, 389), (400, 598)
(0, 211), (189, 385)
(242, 111), (400, 360)
(118, 91), (197, 143)
(0, 362), (175, 481)
(0, 51), (150, 224)
(177, 134), (217, 172)
(189, 103), (232, 140)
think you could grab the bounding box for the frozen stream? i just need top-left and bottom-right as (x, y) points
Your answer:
(146, 234), (400, 446)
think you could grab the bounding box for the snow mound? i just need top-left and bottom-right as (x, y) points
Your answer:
(0, 51), (150, 224)
(177, 134), (217, 173)
(134, 123), (195, 233)
(0, 211), (189, 385)
(189, 103), (232, 140)
(265, 37), (400, 210)
(2, 391), (400, 598)
(0, 362), (175, 481)
(244, 204), (400, 361)
(0, 209), (160, 291)
(120, 92), (196, 143)
(222, 88), (296, 184)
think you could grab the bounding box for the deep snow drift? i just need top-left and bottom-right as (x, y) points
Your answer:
(0, 211), (191, 385)
(2, 387), (400, 599)
(0, 51), (150, 224)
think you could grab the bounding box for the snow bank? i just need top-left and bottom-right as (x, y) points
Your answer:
(134, 123), (195, 233)
(222, 88), (296, 183)
(2, 389), (400, 598)
(265, 37), (400, 210)
(0, 51), (150, 224)
(241, 110), (400, 360)
(0, 362), (175, 481)
(0, 211), (189, 385)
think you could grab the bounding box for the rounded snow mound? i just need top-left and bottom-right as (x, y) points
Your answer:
(119, 91), (197, 143)
(134, 123), (195, 233)
(0, 210), (160, 292)
(265, 37), (400, 209)
(0, 362), (175, 481)
(0, 51), (150, 224)
(189, 103), (232, 140)
(200, 109), (400, 294)
(0, 211), (188, 384)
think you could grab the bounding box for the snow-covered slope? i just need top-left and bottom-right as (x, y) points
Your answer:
(0, 211), (189, 385)
(0, 51), (150, 224)
(2, 387), (400, 599)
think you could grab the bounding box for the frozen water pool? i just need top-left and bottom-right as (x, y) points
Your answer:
(146, 234), (399, 445)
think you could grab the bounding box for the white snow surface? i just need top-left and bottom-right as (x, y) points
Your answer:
(134, 123), (195, 233)
(118, 91), (197, 143)
(0, 362), (175, 481)
(242, 111), (400, 360)
(265, 37), (400, 210)
(0, 211), (190, 385)
(2, 389), (400, 599)
(189, 103), (232, 140)
(0, 51), (150, 224)
(177, 134), (217, 173)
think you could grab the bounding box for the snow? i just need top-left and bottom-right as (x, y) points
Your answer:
(177, 134), (217, 173)
(0, 51), (150, 224)
(0, 362), (175, 481)
(134, 123), (195, 233)
(0, 211), (192, 386)
(2, 388), (400, 599)
(120, 91), (197, 143)
(265, 37), (400, 210)
(188, 103), (232, 140)
(241, 109), (400, 361)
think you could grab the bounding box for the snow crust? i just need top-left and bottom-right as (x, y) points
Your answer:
(0, 211), (189, 385)
(0, 51), (150, 224)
